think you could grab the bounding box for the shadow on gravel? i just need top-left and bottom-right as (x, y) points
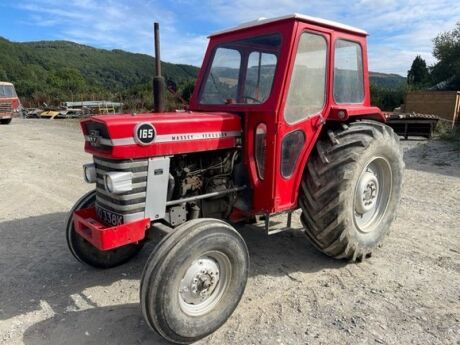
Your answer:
(402, 139), (460, 178)
(22, 304), (169, 345)
(0, 212), (346, 344)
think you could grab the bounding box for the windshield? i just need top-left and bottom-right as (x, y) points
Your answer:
(0, 85), (17, 98)
(199, 33), (281, 105)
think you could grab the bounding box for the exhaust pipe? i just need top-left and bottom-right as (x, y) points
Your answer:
(153, 22), (165, 113)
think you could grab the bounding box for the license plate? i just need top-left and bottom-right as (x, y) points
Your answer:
(96, 206), (123, 226)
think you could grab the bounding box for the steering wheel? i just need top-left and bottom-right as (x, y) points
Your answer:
(242, 95), (262, 104)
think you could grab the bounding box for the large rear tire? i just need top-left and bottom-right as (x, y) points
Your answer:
(299, 120), (404, 260)
(66, 190), (143, 268)
(0, 118), (12, 125)
(140, 219), (249, 344)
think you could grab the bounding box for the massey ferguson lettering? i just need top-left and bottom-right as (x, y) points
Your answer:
(171, 134), (195, 141)
(170, 132), (229, 141)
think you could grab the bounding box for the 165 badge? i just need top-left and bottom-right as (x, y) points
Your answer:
(134, 122), (156, 145)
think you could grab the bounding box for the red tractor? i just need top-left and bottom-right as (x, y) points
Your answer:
(67, 14), (404, 343)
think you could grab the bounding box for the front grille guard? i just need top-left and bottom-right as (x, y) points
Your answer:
(92, 156), (171, 225)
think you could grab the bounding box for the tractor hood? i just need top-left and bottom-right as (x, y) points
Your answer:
(81, 111), (242, 159)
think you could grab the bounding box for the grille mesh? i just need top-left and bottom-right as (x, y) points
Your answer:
(94, 157), (148, 215)
(0, 102), (12, 113)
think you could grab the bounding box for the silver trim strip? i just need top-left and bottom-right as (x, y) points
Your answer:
(97, 188), (146, 201)
(94, 157), (148, 169)
(152, 131), (242, 144)
(95, 168), (147, 179)
(96, 178), (147, 189)
(86, 131), (241, 147)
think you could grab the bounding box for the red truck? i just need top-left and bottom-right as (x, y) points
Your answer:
(66, 14), (404, 343)
(0, 82), (21, 124)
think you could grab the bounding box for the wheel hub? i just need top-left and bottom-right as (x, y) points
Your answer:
(180, 258), (220, 305)
(353, 157), (392, 233)
(355, 171), (379, 214)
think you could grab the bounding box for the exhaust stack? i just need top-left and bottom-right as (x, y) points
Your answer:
(153, 22), (165, 113)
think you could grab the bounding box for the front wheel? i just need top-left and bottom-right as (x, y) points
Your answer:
(0, 118), (12, 125)
(140, 219), (249, 344)
(300, 120), (404, 260)
(66, 190), (143, 268)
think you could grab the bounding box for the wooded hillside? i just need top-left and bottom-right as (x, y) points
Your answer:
(0, 37), (406, 109)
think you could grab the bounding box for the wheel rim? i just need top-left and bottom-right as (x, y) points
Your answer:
(178, 251), (231, 316)
(353, 157), (392, 233)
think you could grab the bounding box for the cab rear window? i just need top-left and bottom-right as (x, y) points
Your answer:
(333, 40), (364, 104)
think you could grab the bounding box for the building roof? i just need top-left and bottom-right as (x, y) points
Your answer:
(209, 13), (367, 37)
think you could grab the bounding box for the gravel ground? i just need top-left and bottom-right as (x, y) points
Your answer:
(0, 119), (459, 345)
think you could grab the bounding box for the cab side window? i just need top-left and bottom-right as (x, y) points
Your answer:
(333, 39), (364, 104)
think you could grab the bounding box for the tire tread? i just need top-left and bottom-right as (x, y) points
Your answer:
(299, 120), (402, 260)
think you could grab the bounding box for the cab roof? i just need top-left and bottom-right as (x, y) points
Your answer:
(0, 82), (13, 86)
(209, 13), (367, 37)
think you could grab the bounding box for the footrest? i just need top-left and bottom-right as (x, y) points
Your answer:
(73, 207), (150, 251)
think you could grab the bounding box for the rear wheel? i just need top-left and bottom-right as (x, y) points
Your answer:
(0, 118), (12, 124)
(66, 190), (143, 268)
(140, 219), (249, 344)
(299, 120), (404, 260)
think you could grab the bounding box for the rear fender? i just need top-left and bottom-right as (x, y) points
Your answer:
(328, 106), (385, 123)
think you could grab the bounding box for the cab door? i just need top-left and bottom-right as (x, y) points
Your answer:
(273, 27), (331, 211)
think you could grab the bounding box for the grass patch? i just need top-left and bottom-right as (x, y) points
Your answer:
(435, 121), (460, 151)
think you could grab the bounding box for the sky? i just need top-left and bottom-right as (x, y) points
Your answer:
(0, 0), (459, 76)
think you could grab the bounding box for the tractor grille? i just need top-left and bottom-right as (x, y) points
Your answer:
(94, 157), (148, 218)
(0, 102), (12, 113)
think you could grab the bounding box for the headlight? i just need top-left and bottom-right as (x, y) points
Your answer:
(104, 171), (133, 194)
(83, 163), (96, 183)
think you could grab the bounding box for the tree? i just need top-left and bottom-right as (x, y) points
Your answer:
(370, 84), (406, 111)
(407, 55), (430, 86)
(431, 22), (460, 90)
(0, 67), (7, 80)
(180, 79), (195, 102)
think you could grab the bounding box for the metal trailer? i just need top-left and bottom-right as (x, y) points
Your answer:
(385, 113), (440, 139)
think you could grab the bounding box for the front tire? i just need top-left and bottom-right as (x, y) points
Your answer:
(140, 219), (249, 344)
(299, 120), (404, 260)
(66, 190), (143, 268)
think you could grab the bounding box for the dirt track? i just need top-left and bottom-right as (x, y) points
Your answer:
(0, 119), (459, 345)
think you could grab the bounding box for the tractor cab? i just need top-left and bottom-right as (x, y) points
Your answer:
(190, 14), (382, 213)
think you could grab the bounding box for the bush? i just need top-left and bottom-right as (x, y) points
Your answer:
(370, 85), (406, 111)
